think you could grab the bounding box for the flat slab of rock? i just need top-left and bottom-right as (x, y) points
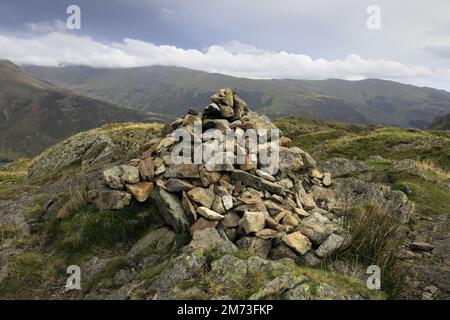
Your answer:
(126, 227), (176, 258)
(185, 228), (237, 254)
(164, 164), (200, 179)
(232, 170), (287, 195)
(410, 242), (434, 252)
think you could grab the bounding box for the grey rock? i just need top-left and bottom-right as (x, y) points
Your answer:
(151, 187), (190, 233)
(232, 170), (287, 195)
(316, 234), (345, 257)
(126, 227), (176, 259)
(185, 228), (237, 254)
(236, 236), (272, 259)
(164, 178), (196, 192)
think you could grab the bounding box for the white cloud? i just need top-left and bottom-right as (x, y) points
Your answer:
(0, 31), (440, 86)
(25, 19), (67, 34)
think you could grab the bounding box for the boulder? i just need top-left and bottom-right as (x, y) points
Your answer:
(322, 172), (332, 187)
(165, 178), (196, 192)
(185, 228), (237, 254)
(103, 165), (140, 189)
(278, 147), (304, 175)
(138, 158), (154, 181)
(236, 237), (272, 259)
(222, 212), (241, 228)
(269, 243), (298, 260)
(297, 212), (340, 244)
(190, 217), (219, 235)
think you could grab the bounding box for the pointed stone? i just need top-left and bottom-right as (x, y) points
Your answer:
(138, 158), (154, 181)
(181, 191), (197, 221)
(197, 207), (225, 220)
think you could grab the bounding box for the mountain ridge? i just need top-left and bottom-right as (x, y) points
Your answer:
(0, 60), (154, 161)
(24, 64), (450, 128)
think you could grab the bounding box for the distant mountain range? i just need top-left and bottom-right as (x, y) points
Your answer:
(0, 61), (151, 161)
(25, 64), (450, 128)
(1, 60), (450, 161)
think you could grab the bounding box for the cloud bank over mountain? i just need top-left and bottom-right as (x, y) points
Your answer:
(0, 31), (441, 88)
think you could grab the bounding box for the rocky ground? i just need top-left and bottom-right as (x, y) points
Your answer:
(0, 89), (448, 300)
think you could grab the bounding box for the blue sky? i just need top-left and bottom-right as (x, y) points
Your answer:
(0, 0), (449, 90)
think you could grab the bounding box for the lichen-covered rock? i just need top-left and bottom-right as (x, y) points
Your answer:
(310, 177), (414, 223)
(210, 254), (248, 286)
(185, 228), (237, 254)
(249, 274), (305, 300)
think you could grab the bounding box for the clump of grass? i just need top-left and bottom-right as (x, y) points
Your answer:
(338, 204), (406, 298)
(49, 203), (153, 261)
(57, 176), (88, 219)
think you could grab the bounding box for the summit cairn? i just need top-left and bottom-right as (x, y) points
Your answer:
(89, 88), (345, 261)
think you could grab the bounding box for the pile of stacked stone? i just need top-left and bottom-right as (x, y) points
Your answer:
(88, 89), (348, 262)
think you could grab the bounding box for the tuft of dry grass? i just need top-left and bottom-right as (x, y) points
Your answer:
(338, 204), (407, 298)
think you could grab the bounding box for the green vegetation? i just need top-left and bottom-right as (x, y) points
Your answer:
(337, 204), (405, 298)
(430, 112), (450, 130)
